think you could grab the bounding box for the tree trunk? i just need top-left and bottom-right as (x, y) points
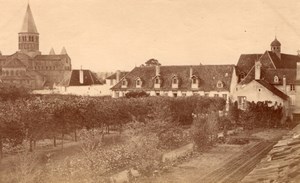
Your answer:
(74, 130), (77, 142)
(0, 137), (3, 160)
(29, 139), (33, 152)
(61, 133), (64, 150)
(53, 136), (57, 147)
(33, 140), (36, 149)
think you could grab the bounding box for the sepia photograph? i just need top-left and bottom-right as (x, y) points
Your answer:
(0, 0), (300, 182)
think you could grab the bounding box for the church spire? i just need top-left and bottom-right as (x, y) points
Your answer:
(20, 4), (38, 33)
(61, 47), (67, 55)
(18, 3), (40, 56)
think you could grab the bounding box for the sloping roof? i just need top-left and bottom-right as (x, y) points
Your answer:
(3, 58), (26, 68)
(236, 54), (262, 74)
(263, 69), (296, 85)
(34, 54), (69, 61)
(111, 65), (235, 91)
(242, 124), (300, 183)
(256, 80), (289, 100)
(20, 4), (38, 33)
(106, 71), (129, 80)
(58, 70), (102, 87)
(237, 51), (300, 73)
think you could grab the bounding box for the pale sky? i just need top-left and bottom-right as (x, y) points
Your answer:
(0, 0), (300, 72)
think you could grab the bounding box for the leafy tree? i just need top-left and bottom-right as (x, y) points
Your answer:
(145, 58), (161, 66)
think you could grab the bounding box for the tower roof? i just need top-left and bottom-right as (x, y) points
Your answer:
(20, 4), (38, 33)
(49, 48), (56, 55)
(271, 38), (281, 46)
(61, 47), (67, 54)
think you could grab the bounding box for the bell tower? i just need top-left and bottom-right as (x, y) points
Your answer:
(18, 4), (40, 56)
(270, 37), (281, 59)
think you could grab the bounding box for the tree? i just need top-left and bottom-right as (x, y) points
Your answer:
(145, 58), (161, 66)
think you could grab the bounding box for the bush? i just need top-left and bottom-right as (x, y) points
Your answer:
(125, 91), (149, 98)
(157, 127), (189, 150)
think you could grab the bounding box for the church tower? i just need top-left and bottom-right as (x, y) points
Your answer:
(18, 4), (40, 57)
(270, 37), (281, 59)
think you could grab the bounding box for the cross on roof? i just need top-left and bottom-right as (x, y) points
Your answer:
(297, 49), (300, 56)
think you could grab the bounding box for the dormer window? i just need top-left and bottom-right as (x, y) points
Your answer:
(121, 79), (128, 88)
(239, 72), (245, 81)
(191, 75), (199, 89)
(274, 76), (279, 83)
(172, 76), (179, 89)
(173, 78), (178, 84)
(155, 78), (160, 84)
(136, 78), (142, 88)
(217, 80), (224, 88)
(154, 76), (161, 89)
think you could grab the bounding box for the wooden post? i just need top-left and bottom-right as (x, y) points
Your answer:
(74, 130), (77, 142)
(29, 139), (33, 152)
(0, 137), (3, 160)
(61, 133), (64, 150)
(53, 136), (57, 147)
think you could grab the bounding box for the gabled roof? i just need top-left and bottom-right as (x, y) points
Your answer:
(236, 54), (262, 74)
(111, 65), (235, 91)
(20, 4), (38, 33)
(106, 71), (129, 80)
(3, 58), (26, 68)
(57, 70), (102, 87)
(256, 80), (289, 100)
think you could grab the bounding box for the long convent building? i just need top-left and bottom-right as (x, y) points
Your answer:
(0, 4), (72, 89)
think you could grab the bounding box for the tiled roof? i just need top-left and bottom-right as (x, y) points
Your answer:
(242, 124), (300, 183)
(263, 69), (296, 85)
(256, 80), (289, 100)
(237, 51), (300, 72)
(106, 71), (129, 80)
(3, 58), (26, 68)
(111, 65), (235, 91)
(237, 54), (262, 74)
(34, 54), (69, 61)
(58, 70), (102, 87)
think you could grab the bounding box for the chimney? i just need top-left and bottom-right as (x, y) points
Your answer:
(255, 60), (262, 80)
(79, 68), (84, 84)
(297, 62), (300, 81)
(116, 70), (121, 83)
(189, 67), (193, 78)
(155, 65), (160, 76)
(283, 75), (287, 93)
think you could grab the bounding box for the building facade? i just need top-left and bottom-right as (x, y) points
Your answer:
(111, 64), (237, 101)
(0, 4), (72, 89)
(232, 38), (300, 118)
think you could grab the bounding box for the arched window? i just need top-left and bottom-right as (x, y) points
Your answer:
(192, 78), (197, 84)
(217, 80), (224, 88)
(155, 78), (160, 84)
(173, 78), (178, 84)
(136, 78), (142, 88)
(10, 70), (14, 76)
(274, 76), (279, 83)
(240, 72), (245, 80)
(121, 79), (128, 88)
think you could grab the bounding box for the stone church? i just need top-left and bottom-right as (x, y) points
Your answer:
(0, 4), (72, 89)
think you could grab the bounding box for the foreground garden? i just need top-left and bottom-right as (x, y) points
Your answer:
(0, 87), (291, 183)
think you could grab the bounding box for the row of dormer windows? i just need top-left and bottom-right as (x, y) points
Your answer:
(121, 78), (224, 89)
